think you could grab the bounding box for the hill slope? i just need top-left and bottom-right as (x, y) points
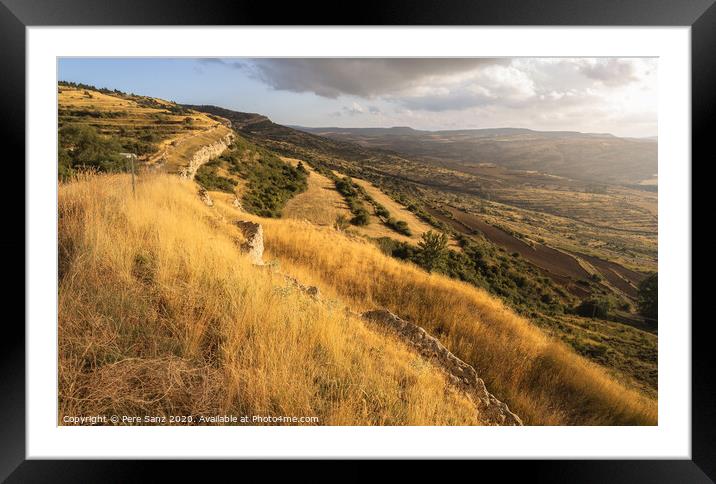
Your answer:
(187, 104), (658, 396)
(209, 190), (657, 425)
(59, 174), (486, 425)
(58, 83), (233, 177)
(59, 173), (656, 425)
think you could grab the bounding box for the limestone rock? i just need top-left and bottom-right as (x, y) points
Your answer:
(198, 187), (213, 207)
(179, 132), (235, 180)
(283, 274), (321, 300)
(236, 221), (264, 265)
(361, 309), (522, 426)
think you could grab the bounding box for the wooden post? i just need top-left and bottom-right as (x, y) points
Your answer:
(122, 152), (137, 197)
(130, 154), (136, 197)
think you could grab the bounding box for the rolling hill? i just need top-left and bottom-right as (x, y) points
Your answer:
(296, 126), (658, 186)
(58, 82), (234, 177)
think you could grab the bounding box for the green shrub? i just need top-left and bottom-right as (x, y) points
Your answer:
(417, 231), (449, 273)
(637, 272), (658, 322)
(335, 177), (358, 198)
(58, 124), (126, 174)
(375, 204), (390, 219)
(386, 217), (412, 236)
(195, 167), (237, 193)
(58, 147), (74, 180)
(575, 298), (613, 319)
(350, 210), (370, 226)
(334, 214), (350, 231)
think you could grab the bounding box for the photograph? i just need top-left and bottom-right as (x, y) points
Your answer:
(56, 57), (659, 427)
(5, 0), (709, 473)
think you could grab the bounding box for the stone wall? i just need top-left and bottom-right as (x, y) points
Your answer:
(180, 132), (235, 180)
(362, 309), (523, 426)
(236, 221), (264, 265)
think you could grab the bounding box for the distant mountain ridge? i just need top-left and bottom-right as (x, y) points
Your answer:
(290, 124), (657, 185)
(291, 125), (628, 139)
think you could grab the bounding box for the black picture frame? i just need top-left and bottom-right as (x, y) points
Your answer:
(2, 0), (710, 478)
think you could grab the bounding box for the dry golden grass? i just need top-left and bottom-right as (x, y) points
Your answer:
(281, 158), (458, 247)
(209, 196), (658, 426)
(351, 176), (451, 245)
(281, 158), (353, 226)
(161, 124), (233, 172)
(58, 173), (483, 425)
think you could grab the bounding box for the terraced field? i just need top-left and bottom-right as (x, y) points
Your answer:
(58, 85), (232, 173)
(489, 185), (658, 234)
(422, 185), (657, 273)
(281, 158), (353, 226)
(434, 201), (651, 304)
(282, 157), (457, 246)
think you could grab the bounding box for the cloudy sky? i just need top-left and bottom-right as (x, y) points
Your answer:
(59, 57), (657, 137)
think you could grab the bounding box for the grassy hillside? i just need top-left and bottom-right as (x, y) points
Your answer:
(59, 172), (656, 426)
(58, 174), (482, 425)
(58, 83), (233, 176)
(193, 136), (308, 217)
(281, 158), (454, 246)
(209, 191), (657, 425)
(185, 105), (657, 397)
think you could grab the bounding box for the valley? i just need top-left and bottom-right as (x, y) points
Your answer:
(298, 126), (658, 186)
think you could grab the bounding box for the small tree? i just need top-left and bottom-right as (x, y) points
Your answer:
(350, 210), (370, 226)
(334, 214), (350, 231)
(418, 230), (449, 273)
(637, 272), (658, 322)
(576, 297), (613, 319)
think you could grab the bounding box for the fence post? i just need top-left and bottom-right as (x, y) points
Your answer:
(121, 152), (137, 197)
(130, 154), (136, 197)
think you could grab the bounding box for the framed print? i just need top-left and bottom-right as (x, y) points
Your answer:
(4, 0), (712, 477)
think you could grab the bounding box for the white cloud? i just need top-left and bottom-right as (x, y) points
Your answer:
(210, 57), (657, 137)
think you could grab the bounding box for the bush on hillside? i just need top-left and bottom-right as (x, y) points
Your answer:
(375, 204), (390, 219)
(195, 168), (237, 193)
(575, 298), (613, 319)
(417, 231), (449, 273)
(334, 214), (350, 231)
(386, 217), (412, 236)
(58, 124), (126, 178)
(637, 272), (658, 323)
(350, 209), (371, 226)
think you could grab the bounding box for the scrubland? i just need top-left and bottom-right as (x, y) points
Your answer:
(58, 173), (484, 425)
(211, 192), (658, 426)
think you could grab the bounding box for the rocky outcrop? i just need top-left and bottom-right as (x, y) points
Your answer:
(179, 132), (235, 180)
(283, 274), (321, 300)
(361, 309), (523, 426)
(198, 188), (213, 207)
(236, 221), (264, 265)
